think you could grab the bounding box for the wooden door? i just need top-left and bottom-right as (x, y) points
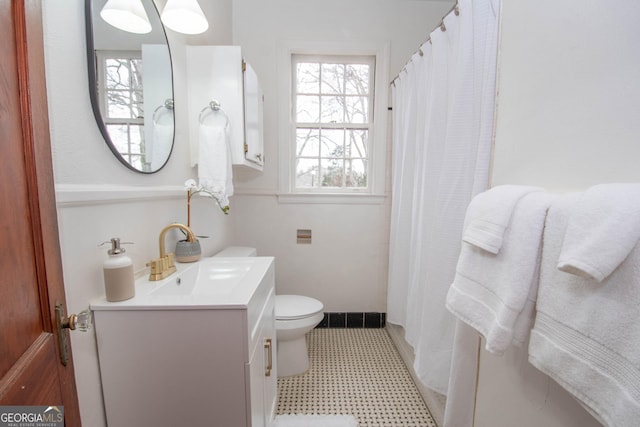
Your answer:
(0, 0), (81, 425)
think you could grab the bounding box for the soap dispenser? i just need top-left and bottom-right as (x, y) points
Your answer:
(101, 238), (135, 302)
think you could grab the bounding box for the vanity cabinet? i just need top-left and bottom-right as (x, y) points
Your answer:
(91, 257), (277, 427)
(186, 45), (264, 171)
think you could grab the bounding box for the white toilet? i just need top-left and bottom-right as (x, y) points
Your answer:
(214, 247), (324, 377)
(275, 294), (324, 376)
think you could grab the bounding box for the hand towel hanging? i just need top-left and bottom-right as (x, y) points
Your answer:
(197, 101), (233, 210)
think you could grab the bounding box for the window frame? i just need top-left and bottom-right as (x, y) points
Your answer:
(292, 54), (375, 192)
(278, 41), (390, 202)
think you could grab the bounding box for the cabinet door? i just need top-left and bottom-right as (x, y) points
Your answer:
(248, 291), (277, 427)
(262, 294), (277, 422)
(248, 327), (267, 427)
(243, 62), (264, 166)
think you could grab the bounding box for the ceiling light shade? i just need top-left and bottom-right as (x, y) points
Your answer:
(161, 0), (209, 35)
(100, 0), (152, 34)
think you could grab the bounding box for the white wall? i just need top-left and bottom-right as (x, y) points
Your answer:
(491, 0), (640, 192)
(230, 0), (454, 312)
(42, 1), (234, 426)
(480, 0), (640, 426)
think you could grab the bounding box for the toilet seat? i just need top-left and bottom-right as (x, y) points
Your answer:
(276, 295), (323, 320)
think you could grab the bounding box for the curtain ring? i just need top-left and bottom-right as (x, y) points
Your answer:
(440, 21), (446, 32)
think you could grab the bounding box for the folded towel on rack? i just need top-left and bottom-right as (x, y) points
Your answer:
(462, 185), (543, 254)
(529, 193), (640, 427)
(446, 191), (555, 355)
(557, 183), (640, 282)
(198, 120), (233, 209)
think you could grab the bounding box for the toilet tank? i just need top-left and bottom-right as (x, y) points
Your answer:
(214, 246), (257, 257)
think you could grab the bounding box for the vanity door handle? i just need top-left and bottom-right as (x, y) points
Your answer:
(264, 338), (273, 377)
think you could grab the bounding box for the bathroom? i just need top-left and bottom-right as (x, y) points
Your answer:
(2, 0), (639, 426)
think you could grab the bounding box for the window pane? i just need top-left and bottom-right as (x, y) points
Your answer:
(296, 95), (319, 123)
(320, 158), (344, 187)
(130, 59), (143, 90)
(345, 64), (369, 95)
(296, 128), (320, 157)
(321, 63), (344, 94)
(320, 95), (344, 123)
(106, 124), (129, 152)
(345, 158), (367, 188)
(345, 96), (368, 124)
(296, 62), (319, 93)
(129, 125), (144, 154)
(346, 129), (368, 158)
(107, 91), (133, 118)
(296, 158), (320, 188)
(106, 59), (130, 90)
(129, 155), (143, 170)
(320, 129), (344, 158)
(132, 95), (144, 119)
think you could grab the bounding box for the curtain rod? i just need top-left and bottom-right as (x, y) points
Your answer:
(390, 1), (459, 86)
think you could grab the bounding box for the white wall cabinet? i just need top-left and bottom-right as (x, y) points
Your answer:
(92, 258), (277, 427)
(187, 45), (264, 171)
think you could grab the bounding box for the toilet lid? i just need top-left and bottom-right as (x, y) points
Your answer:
(276, 295), (324, 320)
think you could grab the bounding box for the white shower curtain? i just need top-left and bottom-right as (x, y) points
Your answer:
(387, 0), (501, 395)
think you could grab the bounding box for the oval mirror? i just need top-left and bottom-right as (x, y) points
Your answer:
(85, 0), (174, 173)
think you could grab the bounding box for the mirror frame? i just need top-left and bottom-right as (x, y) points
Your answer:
(84, 0), (175, 174)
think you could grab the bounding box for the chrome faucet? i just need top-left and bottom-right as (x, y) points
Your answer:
(147, 223), (198, 281)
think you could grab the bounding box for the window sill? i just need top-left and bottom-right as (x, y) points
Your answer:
(277, 192), (386, 205)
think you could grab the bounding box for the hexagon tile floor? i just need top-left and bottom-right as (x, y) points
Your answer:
(277, 328), (438, 427)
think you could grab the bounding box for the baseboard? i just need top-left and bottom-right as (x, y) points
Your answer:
(315, 312), (386, 328)
(385, 323), (446, 427)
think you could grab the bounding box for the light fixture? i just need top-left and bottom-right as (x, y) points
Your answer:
(161, 0), (209, 35)
(100, 0), (152, 34)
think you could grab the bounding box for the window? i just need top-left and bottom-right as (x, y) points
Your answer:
(292, 55), (375, 191)
(278, 42), (389, 202)
(96, 51), (148, 171)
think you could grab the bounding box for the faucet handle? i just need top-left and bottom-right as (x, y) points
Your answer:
(166, 252), (175, 269)
(146, 259), (163, 275)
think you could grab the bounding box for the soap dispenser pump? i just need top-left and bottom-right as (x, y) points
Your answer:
(100, 238), (135, 302)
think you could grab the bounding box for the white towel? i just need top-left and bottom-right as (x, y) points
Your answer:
(529, 193), (640, 427)
(557, 183), (640, 282)
(198, 122), (233, 208)
(462, 185), (542, 254)
(446, 191), (555, 355)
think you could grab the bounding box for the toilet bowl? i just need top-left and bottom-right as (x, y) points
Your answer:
(213, 247), (324, 377)
(275, 294), (324, 377)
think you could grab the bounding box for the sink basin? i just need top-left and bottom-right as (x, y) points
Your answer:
(91, 256), (274, 310)
(150, 258), (253, 296)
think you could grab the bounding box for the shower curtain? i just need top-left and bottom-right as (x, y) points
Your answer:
(387, 0), (501, 395)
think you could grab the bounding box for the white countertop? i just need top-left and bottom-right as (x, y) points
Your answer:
(91, 256), (274, 311)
